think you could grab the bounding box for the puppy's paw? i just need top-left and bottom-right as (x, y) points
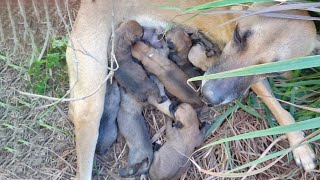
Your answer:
(292, 144), (317, 171)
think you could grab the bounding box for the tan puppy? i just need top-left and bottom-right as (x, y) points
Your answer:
(165, 27), (192, 67)
(131, 41), (202, 106)
(165, 27), (203, 87)
(187, 31), (223, 71)
(149, 103), (205, 180)
(117, 88), (153, 178)
(188, 43), (218, 72)
(114, 20), (161, 103)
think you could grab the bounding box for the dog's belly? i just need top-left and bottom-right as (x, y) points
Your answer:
(110, 0), (237, 48)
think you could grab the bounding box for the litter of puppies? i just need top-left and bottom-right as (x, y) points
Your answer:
(95, 20), (219, 179)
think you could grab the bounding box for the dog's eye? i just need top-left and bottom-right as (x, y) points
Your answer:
(233, 25), (252, 51)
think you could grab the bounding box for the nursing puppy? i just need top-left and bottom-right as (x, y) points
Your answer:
(131, 41), (202, 106)
(187, 31), (222, 71)
(114, 20), (161, 103)
(149, 103), (205, 180)
(142, 26), (164, 49)
(117, 88), (153, 178)
(166, 27), (192, 67)
(95, 81), (120, 155)
(166, 27), (202, 81)
(188, 43), (219, 72)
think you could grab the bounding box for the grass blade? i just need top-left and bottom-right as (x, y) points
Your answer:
(185, 0), (274, 12)
(200, 116), (320, 149)
(205, 105), (239, 137)
(189, 55), (320, 82)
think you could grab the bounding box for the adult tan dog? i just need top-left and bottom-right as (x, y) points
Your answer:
(66, 0), (317, 179)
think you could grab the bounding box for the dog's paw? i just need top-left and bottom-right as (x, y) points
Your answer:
(292, 144), (317, 171)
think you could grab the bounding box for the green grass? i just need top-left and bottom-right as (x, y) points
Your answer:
(28, 37), (68, 96)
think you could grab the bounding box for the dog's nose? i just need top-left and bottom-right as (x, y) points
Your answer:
(201, 78), (240, 105)
(202, 83), (224, 105)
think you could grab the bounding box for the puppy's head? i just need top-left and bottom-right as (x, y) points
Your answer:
(171, 103), (198, 128)
(142, 26), (164, 48)
(202, 11), (316, 105)
(119, 20), (143, 42)
(166, 27), (192, 53)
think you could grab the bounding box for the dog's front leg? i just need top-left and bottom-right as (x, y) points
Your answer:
(251, 80), (316, 171)
(67, 1), (111, 179)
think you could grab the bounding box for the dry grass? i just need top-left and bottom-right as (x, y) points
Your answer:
(0, 0), (319, 180)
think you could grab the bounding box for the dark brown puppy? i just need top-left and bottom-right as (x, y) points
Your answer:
(114, 20), (161, 103)
(149, 103), (205, 180)
(117, 88), (153, 178)
(132, 41), (202, 107)
(165, 27), (202, 82)
(95, 81), (120, 155)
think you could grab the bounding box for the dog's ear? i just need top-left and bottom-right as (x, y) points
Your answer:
(169, 101), (181, 117)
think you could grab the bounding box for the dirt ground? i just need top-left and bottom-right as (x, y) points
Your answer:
(0, 1), (319, 180)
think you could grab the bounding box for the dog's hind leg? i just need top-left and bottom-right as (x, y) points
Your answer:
(251, 80), (316, 171)
(66, 1), (111, 179)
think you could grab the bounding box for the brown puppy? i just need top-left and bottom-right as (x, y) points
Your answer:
(149, 103), (205, 180)
(165, 27), (192, 67)
(188, 43), (219, 72)
(131, 41), (202, 106)
(165, 27), (202, 82)
(114, 20), (161, 103)
(117, 88), (153, 178)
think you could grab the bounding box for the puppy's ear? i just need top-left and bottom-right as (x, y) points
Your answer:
(169, 101), (181, 117)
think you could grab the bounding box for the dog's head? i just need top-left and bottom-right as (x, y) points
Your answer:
(202, 11), (316, 105)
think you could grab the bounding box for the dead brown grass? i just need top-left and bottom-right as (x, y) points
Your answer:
(0, 1), (319, 180)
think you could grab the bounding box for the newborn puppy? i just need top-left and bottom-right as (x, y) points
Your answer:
(149, 103), (205, 180)
(132, 41), (202, 107)
(114, 20), (161, 103)
(96, 81), (120, 155)
(142, 26), (164, 49)
(188, 43), (218, 71)
(165, 27), (192, 66)
(117, 88), (153, 178)
(188, 32), (222, 71)
(165, 27), (202, 81)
